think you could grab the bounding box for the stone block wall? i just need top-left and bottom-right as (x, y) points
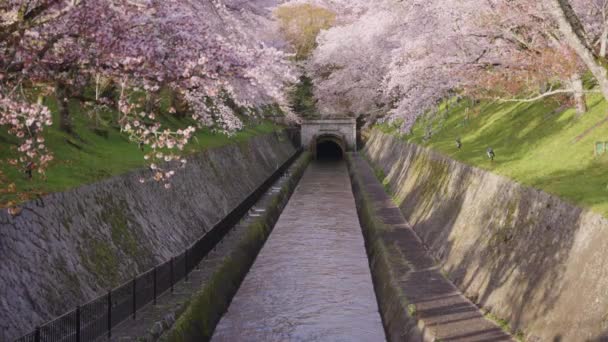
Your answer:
(0, 132), (295, 340)
(364, 129), (608, 341)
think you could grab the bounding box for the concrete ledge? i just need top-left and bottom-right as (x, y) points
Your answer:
(303, 118), (356, 124)
(347, 153), (512, 342)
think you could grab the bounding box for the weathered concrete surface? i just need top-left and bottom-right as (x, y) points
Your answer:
(349, 153), (512, 342)
(0, 132), (295, 341)
(212, 161), (385, 342)
(364, 129), (608, 341)
(301, 118), (357, 152)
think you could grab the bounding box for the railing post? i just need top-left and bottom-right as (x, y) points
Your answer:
(170, 257), (174, 293)
(76, 305), (81, 342)
(107, 290), (112, 339)
(196, 244), (201, 270)
(132, 278), (137, 320)
(35, 326), (40, 342)
(185, 249), (189, 282)
(153, 266), (157, 306)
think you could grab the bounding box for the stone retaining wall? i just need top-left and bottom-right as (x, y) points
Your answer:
(364, 129), (608, 341)
(0, 132), (295, 341)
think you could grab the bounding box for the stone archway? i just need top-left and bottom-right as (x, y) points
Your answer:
(301, 118), (357, 153)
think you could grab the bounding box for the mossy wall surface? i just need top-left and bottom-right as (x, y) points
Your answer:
(347, 154), (423, 341)
(364, 129), (608, 341)
(0, 132), (296, 341)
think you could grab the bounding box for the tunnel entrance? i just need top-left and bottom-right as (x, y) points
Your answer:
(317, 141), (343, 160)
(315, 136), (344, 161)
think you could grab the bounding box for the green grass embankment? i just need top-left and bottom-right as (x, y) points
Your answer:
(377, 93), (608, 217)
(0, 95), (281, 207)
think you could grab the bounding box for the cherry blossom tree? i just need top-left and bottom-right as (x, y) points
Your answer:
(463, 0), (591, 115)
(572, 0), (608, 57)
(549, 0), (608, 103)
(6, 0), (608, 191)
(0, 0), (75, 181)
(1, 0), (296, 190)
(307, 2), (398, 118)
(302, 0), (608, 131)
(307, 0), (493, 131)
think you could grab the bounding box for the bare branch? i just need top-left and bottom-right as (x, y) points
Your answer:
(497, 88), (600, 103)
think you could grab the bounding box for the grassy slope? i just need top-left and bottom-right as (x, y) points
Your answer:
(378, 93), (608, 217)
(0, 96), (280, 207)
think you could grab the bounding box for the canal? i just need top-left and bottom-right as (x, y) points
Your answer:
(212, 160), (386, 341)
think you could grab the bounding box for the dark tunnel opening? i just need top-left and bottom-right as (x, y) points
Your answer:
(316, 140), (343, 160)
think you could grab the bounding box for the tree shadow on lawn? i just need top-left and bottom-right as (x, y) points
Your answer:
(441, 102), (576, 167)
(529, 158), (608, 215)
(427, 98), (608, 213)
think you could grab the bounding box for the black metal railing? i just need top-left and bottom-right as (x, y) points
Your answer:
(14, 149), (302, 342)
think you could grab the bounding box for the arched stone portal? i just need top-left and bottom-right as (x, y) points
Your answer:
(301, 119), (357, 160)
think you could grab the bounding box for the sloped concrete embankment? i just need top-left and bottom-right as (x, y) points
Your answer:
(364, 129), (608, 341)
(0, 132), (296, 341)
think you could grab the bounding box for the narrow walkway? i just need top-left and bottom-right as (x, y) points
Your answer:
(351, 154), (512, 341)
(212, 161), (386, 342)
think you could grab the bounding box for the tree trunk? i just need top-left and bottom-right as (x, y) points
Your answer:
(56, 83), (72, 133)
(171, 91), (189, 118)
(601, 25), (608, 58)
(550, 0), (608, 102)
(570, 73), (587, 116)
(145, 92), (156, 115)
(100, 79), (118, 108)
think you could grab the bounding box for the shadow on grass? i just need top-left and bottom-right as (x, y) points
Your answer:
(396, 93), (608, 218)
(438, 102), (574, 165)
(528, 159), (608, 211)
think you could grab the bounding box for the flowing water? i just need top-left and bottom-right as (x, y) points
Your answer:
(212, 161), (386, 342)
